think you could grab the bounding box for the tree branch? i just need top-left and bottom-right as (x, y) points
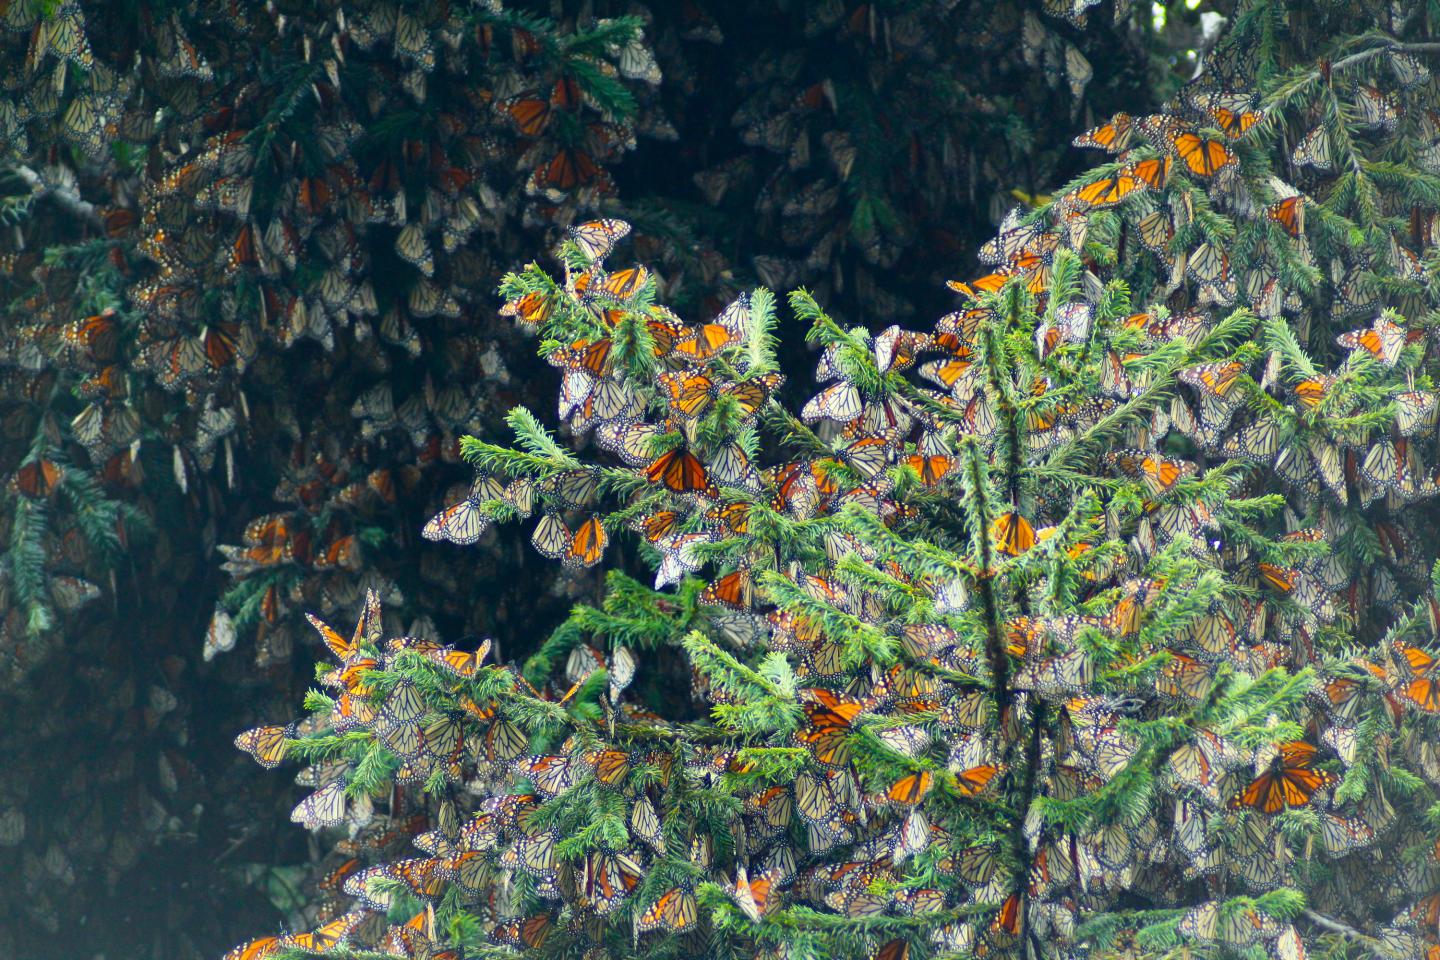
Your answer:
(11, 165), (102, 229)
(1301, 910), (1387, 958)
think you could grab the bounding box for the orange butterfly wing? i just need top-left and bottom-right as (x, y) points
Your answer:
(646, 449), (712, 494)
(1173, 132), (1233, 176)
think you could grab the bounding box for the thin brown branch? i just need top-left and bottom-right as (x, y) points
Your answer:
(12, 164), (102, 229)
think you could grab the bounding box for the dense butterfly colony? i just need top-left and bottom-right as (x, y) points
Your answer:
(0, 0), (1168, 708)
(227, 10), (1440, 956)
(0, 1), (665, 953)
(2, 0), (1437, 957)
(224, 3), (1440, 955)
(0, 2), (1185, 949)
(0, 0), (659, 673)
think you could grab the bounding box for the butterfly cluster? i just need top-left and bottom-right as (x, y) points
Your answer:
(239, 116), (1438, 959)
(0, 3), (660, 952)
(4, 1), (1440, 959)
(253, 22), (1440, 946)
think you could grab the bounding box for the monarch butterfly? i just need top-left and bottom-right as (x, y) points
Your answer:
(503, 94), (552, 137)
(1336, 315), (1407, 366)
(630, 509), (681, 546)
(378, 679), (425, 746)
(580, 849), (645, 914)
(1360, 437), (1413, 495)
(917, 352), (974, 391)
(1193, 91), (1264, 138)
(1222, 419), (1281, 465)
(992, 512), (1035, 556)
(731, 866), (783, 922)
(802, 381), (863, 424)
(1292, 375), (1336, 411)
(1318, 812), (1376, 857)
(646, 448), (715, 496)
(1073, 168), (1142, 208)
(480, 715), (529, 763)
(500, 289), (556, 326)
(291, 779), (348, 829)
(797, 688), (864, 767)
(637, 886), (698, 933)
(530, 513), (572, 560)
(881, 771), (938, 805)
(541, 468), (602, 509)
(979, 210), (1046, 265)
(394, 222), (434, 277)
(557, 338), (614, 378)
(934, 846), (997, 899)
(422, 492), (493, 546)
(1392, 235), (1425, 281)
(1187, 241), (1230, 285)
(1267, 196), (1305, 237)
(380, 857), (447, 903)
(568, 219), (630, 264)
(657, 368), (718, 418)
(701, 443), (753, 490)
(934, 688), (988, 729)
(514, 755), (575, 797)
(1129, 155), (1173, 189)
(936, 306), (994, 344)
(1156, 652), (1214, 701)
(1355, 84), (1400, 131)
(825, 878), (889, 918)
(284, 912), (365, 952)
(234, 724), (293, 769)
(425, 639), (491, 678)
(1291, 126), (1332, 170)
(705, 500), (752, 536)
(1072, 112), (1133, 152)
(1027, 838), (1077, 897)
(1394, 390), (1438, 436)
(721, 373), (785, 421)
(873, 725), (932, 759)
(594, 266), (649, 301)
(530, 148), (606, 194)
(1170, 131), (1234, 176)
(1229, 741), (1336, 814)
(419, 713), (466, 774)
(701, 568), (755, 610)
(308, 592), (378, 665)
(565, 515), (608, 569)
(1186, 607), (1241, 662)
(13, 457), (62, 498)
(953, 763), (1000, 795)
(794, 770), (858, 835)
(488, 912), (554, 950)
(744, 786), (796, 840)
(673, 322), (738, 360)
(713, 612), (770, 649)
(992, 892), (1023, 938)
(1168, 733), (1233, 798)
(221, 937), (282, 960)
(896, 451), (950, 487)
(1105, 449), (1195, 496)
(1392, 641), (1440, 712)
(584, 747), (633, 785)
(630, 794), (665, 852)
(597, 418), (669, 466)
